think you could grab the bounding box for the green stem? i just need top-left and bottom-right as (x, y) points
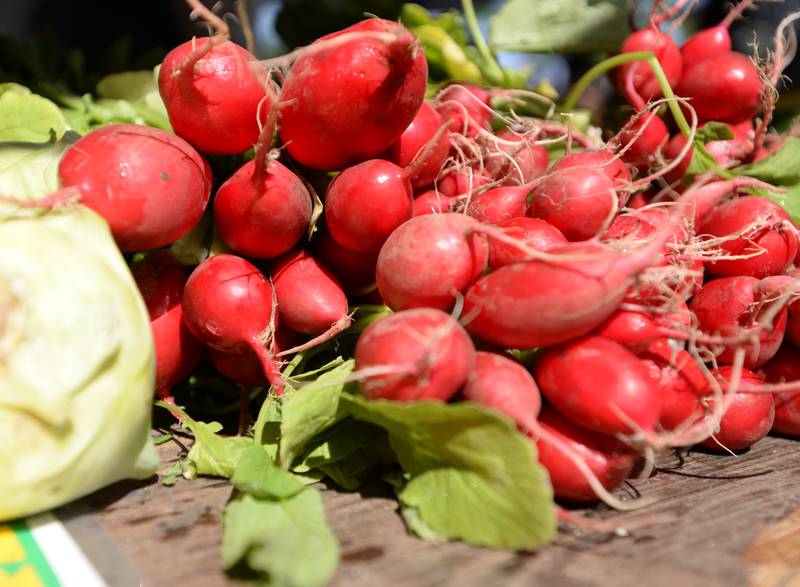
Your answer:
(461, 0), (504, 86)
(561, 51), (691, 138)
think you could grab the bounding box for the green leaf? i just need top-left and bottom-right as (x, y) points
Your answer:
(231, 446), (306, 499)
(764, 184), (800, 224)
(489, 0), (629, 54)
(343, 396), (556, 550)
(278, 360), (356, 467)
(96, 70), (156, 101)
(734, 137), (800, 186)
(222, 491), (339, 587)
(695, 122), (735, 143)
(0, 91), (66, 143)
(0, 137), (73, 200)
(161, 461), (184, 487)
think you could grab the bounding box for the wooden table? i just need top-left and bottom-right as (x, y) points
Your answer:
(88, 437), (800, 587)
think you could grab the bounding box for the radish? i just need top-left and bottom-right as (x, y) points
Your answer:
(385, 102), (451, 189)
(762, 346), (800, 437)
(412, 190), (458, 216)
(677, 52), (762, 124)
(376, 213), (488, 312)
(311, 230), (377, 295)
(131, 251), (203, 402)
(270, 249), (351, 352)
(700, 196), (798, 279)
(534, 407), (637, 503)
(615, 112), (669, 167)
(214, 159), (313, 259)
(700, 367), (774, 451)
(435, 83), (493, 137)
(58, 124), (211, 252)
(436, 170), (492, 198)
(662, 126), (753, 183)
(466, 185), (532, 225)
(278, 19), (427, 171)
(679, 0), (754, 65)
(210, 348), (266, 386)
(486, 128), (548, 183)
(182, 254), (284, 394)
(462, 351), (541, 431)
(615, 27), (682, 105)
(354, 308), (475, 402)
(535, 336), (661, 437)
(158, 38), (266, 154)
(463, 220), (672, 349)
(488, 217), (567, 270)
(689, 275), (788, 369)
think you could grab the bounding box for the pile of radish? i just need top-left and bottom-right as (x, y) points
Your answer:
(54, 0), (800, 512)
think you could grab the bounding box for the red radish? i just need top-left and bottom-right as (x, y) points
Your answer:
(593, 310), (677, 354)
(677, 52), (762, 124)
(700, 367), (774, 451)
(214, 159), (313, 259)
(679, 0), (754, 65)
(210, 348), (267, 386)
(488, 217), (567, 270)
(463, 352), (541, 431)
(435, 83), (493, 137)
(553, 150), (632, 187)
(486, 128), (548, 183)
(354, 308), (475, 402)
(535, 336), (661, 437)
(466, 185), (532, 225)
(615, 112), (669, 167)
(412, 190), (458, 216)
(324, 159), (414, 253)
(311, 230), (377, 295)
(182, 254), (284, 394)
(385, 102), (451, 189)
(762, 346), (800, 436)
(158, 38), (266, 154)
(58, 124), (211, 252)
(700, 196), (798, 278)
(437, 170), (492, 197)
(534, 407), (637, 503)
(270, 249), (351, 354)
(376, 213), (488, 312)
(615, 27), (682, 105)
(463, 223), (672, 349)
(690, 275), (788, 369)
(131, 252), (203, 402)
(278, 19), (427, 171)
(662, 127), (753, 183)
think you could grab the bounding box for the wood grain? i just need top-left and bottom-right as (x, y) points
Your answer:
(92, 436), (800, 587)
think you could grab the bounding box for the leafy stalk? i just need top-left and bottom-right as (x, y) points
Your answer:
(461, 0), (505, 85)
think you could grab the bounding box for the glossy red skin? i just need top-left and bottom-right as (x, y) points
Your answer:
(132, 252), (203, 397)
(385, 102), (450, 190)
(279, 19), (427, 171)
(678, 52), (762, 124)
(487, 129), (548, 183)
(214, 159), (312, 259)
(325, 159), (414, 253)
(463, 352), (541, 430)
(762, 346), (800, 436)
(466, 185), (532, 225)
(158, 39), (266, 154)
(534, 407), (636, 503)
(436, 171), (491, 197)
(593, 310), (666, 354)
(464, 240), (654, 349)
(209, 348), (266, 386)
(529, 166), (618, 241)
(435, 84), (493, 138)
(553, 150), (632, 187)
(311, 230), (377, 294)
(58, 124), (211, 252)
(615, 28), (683, 104)
(412, 190), (458, 216)
(376, 213), (488, 311)
(270, 249), (348, 335)
(182, 254), (275, 354)
(535, 336), (661, 436)
(701, 367), (774, 451)
(354, 308), (475, 401)
(690, 276), (788, 369)
(680, 26), (731, 65)
(488, 217), (567, 270)
(701, 197), (798, 278)
(617, 112), (669, 166)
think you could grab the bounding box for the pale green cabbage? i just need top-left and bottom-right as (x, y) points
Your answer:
(0, 204), (158, 521)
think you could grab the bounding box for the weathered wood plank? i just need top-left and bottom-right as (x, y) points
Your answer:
(92, 436), (800, 587)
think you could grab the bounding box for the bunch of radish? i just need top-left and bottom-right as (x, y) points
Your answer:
(53, 0), (800, 510)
